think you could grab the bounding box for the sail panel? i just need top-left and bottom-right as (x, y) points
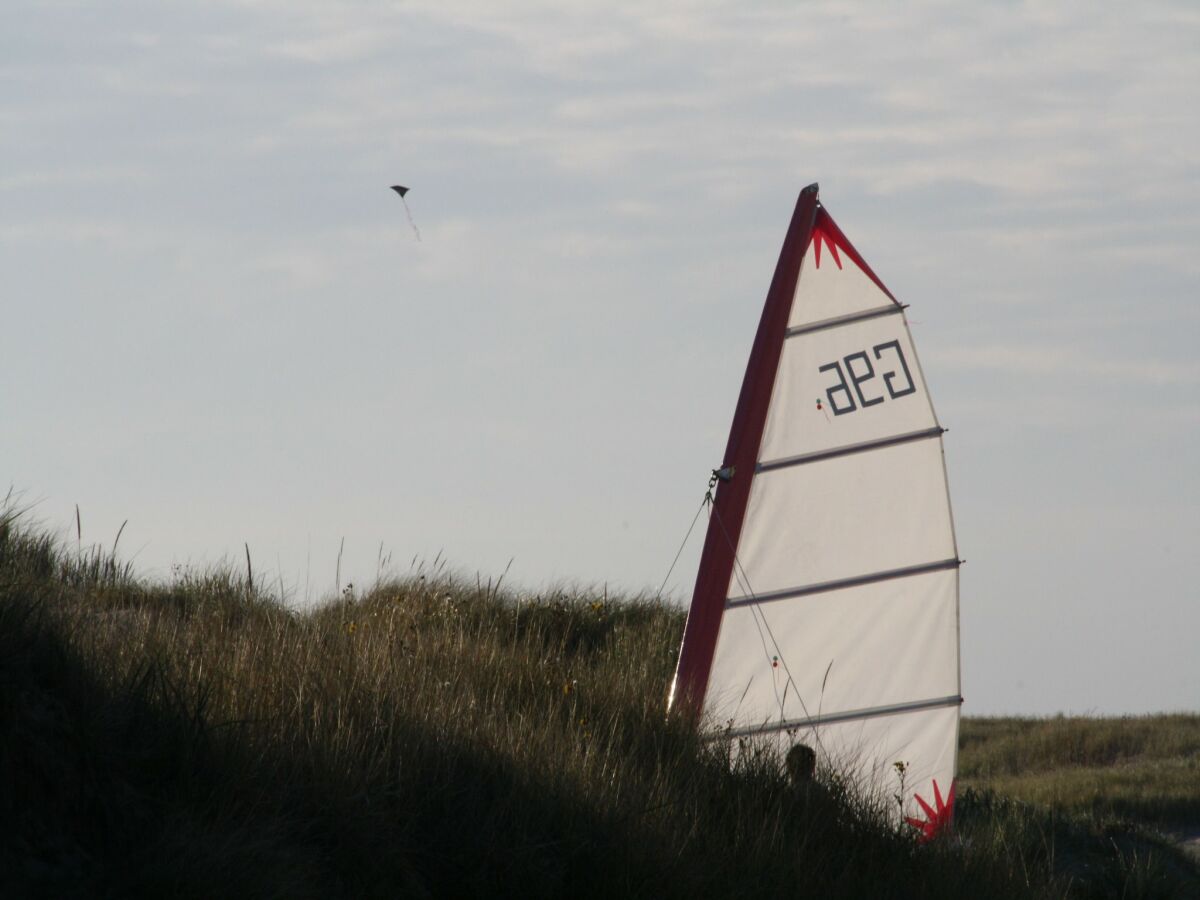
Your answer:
(733, 438), (955, 600)
(707, 569), (958, 729)
(760, 316), (937, 464)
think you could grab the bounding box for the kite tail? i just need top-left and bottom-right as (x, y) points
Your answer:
(401, 198), (422, 242)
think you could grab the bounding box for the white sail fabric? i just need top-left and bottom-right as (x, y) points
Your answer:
(703, 206), (960, 830)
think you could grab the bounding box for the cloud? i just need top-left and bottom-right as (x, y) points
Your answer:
(265, 28), (394, 65)
(251, 248), (338, 289)
(0, 166), (152, 192)
(0, 218), (165, 251)
(930, 345), (1200, 387)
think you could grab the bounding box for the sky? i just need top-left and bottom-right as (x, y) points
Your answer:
(3, 1), (1198, 716)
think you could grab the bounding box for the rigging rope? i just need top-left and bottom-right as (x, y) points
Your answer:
(652, 493), (709, 605)
(657, 471), (829, 762)
(708, 498), (829, 759)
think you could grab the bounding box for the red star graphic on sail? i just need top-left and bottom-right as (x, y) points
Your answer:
(905, 778), (955, 843)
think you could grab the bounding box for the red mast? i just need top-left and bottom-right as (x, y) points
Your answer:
(669, 183), (821, 717)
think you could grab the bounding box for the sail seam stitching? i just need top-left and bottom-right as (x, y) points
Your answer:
(726, 558), (960, 609)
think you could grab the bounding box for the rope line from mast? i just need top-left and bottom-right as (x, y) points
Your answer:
(653, 492), (709, 606)
(709, 502), (796, 720)
(708, 498), (828, 760)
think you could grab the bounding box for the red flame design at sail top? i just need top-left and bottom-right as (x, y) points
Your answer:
(812, 224), (843, 270)
(806, 206), (898, 303)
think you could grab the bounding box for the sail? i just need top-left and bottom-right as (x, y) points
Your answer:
(669, 184), (961, 835)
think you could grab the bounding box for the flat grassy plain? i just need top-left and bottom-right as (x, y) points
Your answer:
(2, 509), (1197, 898)
(961, 716), (1200, 830)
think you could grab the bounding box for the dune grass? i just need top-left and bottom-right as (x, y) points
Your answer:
(960, 716), (1200, 827)
(2, 507), (1197, 898)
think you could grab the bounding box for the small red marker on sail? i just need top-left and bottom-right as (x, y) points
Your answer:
(816, 398), (830, 422)
(389, 185), (421, 241)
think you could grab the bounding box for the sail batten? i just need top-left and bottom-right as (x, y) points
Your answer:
(785, 303), (904, 338)
(718, 694), (964, 739)
(670, 185), (961, 836)
(725, 557), (961, 608)
(757, 425), (946, 471)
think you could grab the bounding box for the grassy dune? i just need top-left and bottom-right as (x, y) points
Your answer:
(962, 716), (1200, 828)
(2, 509), (1198, 898)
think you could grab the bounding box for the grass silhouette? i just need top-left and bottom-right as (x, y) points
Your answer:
(2, 506), (1197, 898)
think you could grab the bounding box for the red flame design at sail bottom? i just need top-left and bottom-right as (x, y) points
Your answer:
(905, 778), (956, 842)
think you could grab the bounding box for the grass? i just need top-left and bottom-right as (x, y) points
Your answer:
(960, 716), (1200, 828)
(2, 506), (1198, 898)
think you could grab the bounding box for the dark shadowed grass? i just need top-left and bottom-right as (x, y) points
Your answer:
(2, 507), (1198, 898)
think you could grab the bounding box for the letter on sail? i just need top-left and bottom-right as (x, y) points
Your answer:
(669, 184), (961, 837)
